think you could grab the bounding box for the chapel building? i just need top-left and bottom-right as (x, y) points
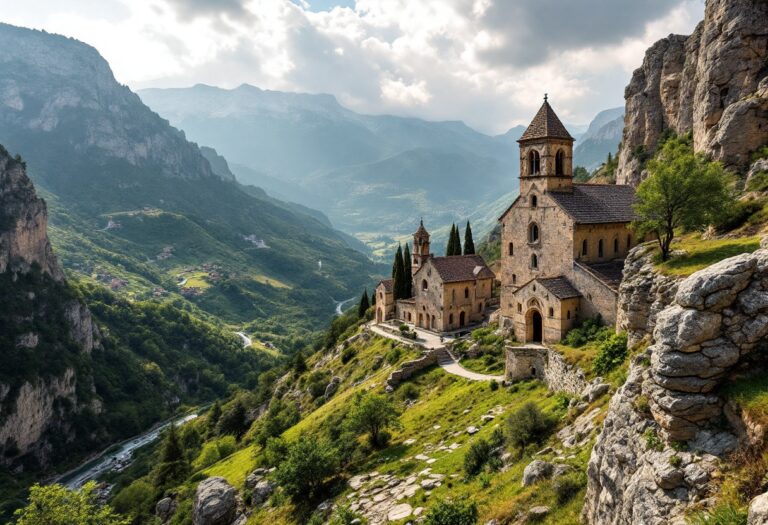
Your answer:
(498, 97), (636, 344)
(375, 221), (495, 333)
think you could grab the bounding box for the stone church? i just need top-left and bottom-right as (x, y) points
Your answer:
(499, 97), (636, 344)
(376, 221), (495, 333)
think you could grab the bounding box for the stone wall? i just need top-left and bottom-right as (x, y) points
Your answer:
(505, 346), (589, 396)
(386, 351), (439, 389)
(571, 262), (619, 326)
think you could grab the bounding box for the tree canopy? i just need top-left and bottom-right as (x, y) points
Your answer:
(274, 435), (340, 501)
(632, 134), (734, 260)
(446, 224), (462, 256)
(346, 392), (401, 447)
(358, 288), (370, 317)
(14, 482), (128, 525)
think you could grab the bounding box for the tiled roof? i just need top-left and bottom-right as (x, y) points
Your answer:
(537, 277), (582, 300)
(425, 255), (495, 283)
(576, 260), (626, 291)
(549, 184), (636, 224)
(414, 219), (430, 239)
(518, 100), (574, 142)
(378, 279), (393, 292)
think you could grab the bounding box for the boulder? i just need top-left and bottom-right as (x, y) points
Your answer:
(528, 506), (551, 521)
(155, 497), (177, 523)
(522, 460), (553, 486)
(193, 477), (238, 525)
(388, 503), (413, 521)
(251, 480), (275, 506)
(749, 492), (768, 524)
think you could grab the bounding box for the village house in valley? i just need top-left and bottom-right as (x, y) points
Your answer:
(376, 221), (495, 333)
(499, 97), (636, 343)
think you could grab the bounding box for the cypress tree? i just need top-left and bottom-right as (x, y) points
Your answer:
(371, 289), (377, 306)
(358, 288), (370, 317)
(403, 243), (413, 297)
(452, 224), (462, 255)
(393, 244), (406, 299)
(463, 221), (475, 255)
(446, 224), (456, 256)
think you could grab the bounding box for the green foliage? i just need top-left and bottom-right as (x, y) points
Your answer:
(562, 316), (610, 347)
(688, 504), (748, 525)
(632, 134), (735, 260)
(746, 172), (768, 193)
(573, 166), (590, 182)
(463, 439), (494, 477)
(253, 399), (300, 446)
(346, 392), (401, 447)
(110, 479), (154, 523)
(423, 498), (478, 525)
(193, 436), (237, 470)
(718, 197), (767, 231)
(506, 402), (555, 451)
(358, 289), (370, 318)
(463, 221), (475, 255)
(643, 428), (664, 452)
(403, 243), (413, 298)
(669, 455), (683, 468)
(593, 332), (629, 375)
(392, 244), (408, 300)
(14, 482), (128, 525)
(553, 472), (587, 505)
(751, 145), (768, 163)
(396, 382), (420, 403)
(341, 345), (357, 364)
(385, 346), (402, 365)
(329, 505), (367, 525)
(274, 435), (340, 502)
(217, 400), (249, 439)
(153, 424), (189, 489)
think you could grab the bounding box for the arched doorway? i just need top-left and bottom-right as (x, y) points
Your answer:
(376, 308), (383, 323)
(525, 309), (543, 343)
(418, 313), (423, 327)
(459, 311), (466, 327)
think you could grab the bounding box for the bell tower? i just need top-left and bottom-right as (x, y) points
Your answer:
(518, 95), (575, 194)
(412, 219), (431, 272)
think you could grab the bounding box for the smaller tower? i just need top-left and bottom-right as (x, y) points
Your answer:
(412, 219), (431, 273)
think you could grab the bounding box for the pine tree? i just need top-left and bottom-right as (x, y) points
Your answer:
(451, 224), (462, 255)
(607, 151), (613, 164)
(293, 351), (307, 374)
(446, 224), (456, 256)
(463, 221), (475, 255)
(154, 424), (189, 488)
(371, 290), (377, 306)
(358, 288), (370, 317)
(207, 401), (222, 435)
(403, 243), (413, 297)
(392, 244), (406, 299)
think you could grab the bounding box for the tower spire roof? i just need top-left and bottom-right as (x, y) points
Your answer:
(414, 219), (429, 238)
(518, 97), (573, 142)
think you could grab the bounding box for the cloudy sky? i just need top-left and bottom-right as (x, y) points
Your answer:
(4, 0), (704, 133)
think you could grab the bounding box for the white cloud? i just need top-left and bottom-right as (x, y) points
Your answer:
(2, 0), (705, 132)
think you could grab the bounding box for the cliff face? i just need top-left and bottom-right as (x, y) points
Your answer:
(0, 146), (99, 465)
(616, 0), (768, 186)
(584, 242), (768, 524)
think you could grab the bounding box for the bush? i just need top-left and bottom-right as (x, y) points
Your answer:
(385, 346), (402, 365)
(396, 382), (420, 402)
(423, 498), (478, 525)
(489, 380), (499, 391)
(274, 435), (340, 501)
(341, 346), (357, 364)
(330, 505), (367, 525)
(689, 504), (748, 525)
(345, 392), (401, 447)
(643, 428), (663, 452)
(553, 472), (587, 505)
(506, 402), (555, 450)
(562, 316), (610, 347)
(593, 332), (629, 374)
(718, 197), (766, 231)
(463, 439), (492, 477)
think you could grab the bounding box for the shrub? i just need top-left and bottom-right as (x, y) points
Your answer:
(643, 428), (663, 452)
(718, 197), (766, 231)
(396, 382), (420, 402)
(489, 380), (499, 391)
(688, 504), (748, 525)
(562, 316), (609, 347)
(553, 472), (587, 505)
(346, 392), (401, 447)
(385, 346), (402, 365)
(463, 439), (492, 477)
(507, 402), (555, 450)
(274, 435), (340, 501)
(669, 455), (682, 468)
(341, 346), (357, 364)
(593, 332), (629, 375)
(634, 395), (651, 415)
(423, 498), (478, 525)
(330, 505), (367, 525)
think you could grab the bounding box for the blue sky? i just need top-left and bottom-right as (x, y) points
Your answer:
(3, 0), (705, 132)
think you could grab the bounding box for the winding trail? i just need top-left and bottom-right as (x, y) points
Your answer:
(235, 331), (252, 348)
(333, 297), (355, 315)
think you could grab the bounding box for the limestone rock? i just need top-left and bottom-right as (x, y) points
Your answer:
(521, 460), (553, 486)
(251, 480), (275, 506)
(528, 506), (550, 520)
(749, 492), (768, 525)
(156, 497), (177, 523)
(387, 503), (413, 521)
(193, 477), (238, 525)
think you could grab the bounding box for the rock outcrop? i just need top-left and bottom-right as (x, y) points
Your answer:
(585, 244), (768, 524)
(616, 0), (768, 186)
(193, 477), (240, 525)
(0, 145), (99, 464)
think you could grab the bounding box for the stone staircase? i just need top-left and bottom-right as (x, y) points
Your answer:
(434, 347), (456, 365)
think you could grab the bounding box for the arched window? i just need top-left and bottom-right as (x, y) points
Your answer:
(531, 253), (538, 269)
(508, 242), (514, 256)
(531, 195), (538, 208)
(548, 307), (554, 317)
(528, 150), (541, 175)
(614, 238), (619, 254)
(627, 234), (632, 249)
(464, 287), (469, 299)
(567, 310), (571, 320)
(598, 239), (604, 258)
(449, 313), (454, 324)
(478, 302), (483, 313)
(528, 223), (539, 243)
(421, 279), (428, 291)
(582, 239), (588, 256)
(512, 273), (517, 284)
(555, 149), (565, 176)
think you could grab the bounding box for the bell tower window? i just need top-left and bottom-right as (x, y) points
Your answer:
(528, 223), (540, 243)
(555, 149), (565, 176)
(531, 254), (538, 269)
(528, 150), (541, 175)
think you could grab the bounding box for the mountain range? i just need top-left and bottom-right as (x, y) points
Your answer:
(0, 23), (380, 337)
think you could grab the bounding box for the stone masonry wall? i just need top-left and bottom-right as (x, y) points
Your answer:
(505, 345), (589, 396)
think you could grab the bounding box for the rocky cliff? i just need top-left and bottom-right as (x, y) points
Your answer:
(615, 0), (768, 186)
(0, 145), (99, 465)
(584, 242), (768, 523)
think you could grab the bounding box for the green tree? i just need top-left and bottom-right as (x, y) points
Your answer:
(207, 401), (222, 435)
(452, 224), (463, 255)
(274, 435), (340, 501)
(632, 135), (734, 261)
(506, 402), (554, 452)
(446, 224), (456, 256)
(423, 498), (478, 525)
(392, 244), (407, 299)
(217, 400), (249, 439)
(346, 392), (400, 447)
(358, 289), (370, 318)
(14, 482), (129, 525)
(402, 243), (413, 297)
(293, 351), (307, 374)
(573, 165), (590, 182)
(463, 221), (475, 255)
(153, 424), (189, 489)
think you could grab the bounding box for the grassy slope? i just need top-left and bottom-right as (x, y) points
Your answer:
(196, 332), (605, 525)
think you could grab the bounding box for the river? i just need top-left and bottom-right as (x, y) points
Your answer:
(333, 297), (355, 315)
(57, 411), (200, 490)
